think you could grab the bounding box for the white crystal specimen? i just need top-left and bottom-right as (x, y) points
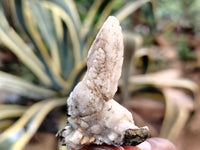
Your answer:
(58, 16), (148, 149)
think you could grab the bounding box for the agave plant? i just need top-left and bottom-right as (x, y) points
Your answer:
(0, 0), (152, 149)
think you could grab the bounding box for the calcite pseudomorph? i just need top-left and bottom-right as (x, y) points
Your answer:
(57, 16), (149, 149)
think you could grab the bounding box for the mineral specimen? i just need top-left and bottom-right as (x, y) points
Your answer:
(57, 16), (149, 149)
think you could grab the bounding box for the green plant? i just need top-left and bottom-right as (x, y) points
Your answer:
(0, 0), (151, 149)
(177, 35), (196, 60)
(155, 0), (200, 33)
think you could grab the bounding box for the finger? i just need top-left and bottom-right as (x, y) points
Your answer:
(137, 138), (177, 150)
(72, 145), (125, 150)
(123, 146), (141, 150)
(137, 141), (151, 150)
(74, 145), (140, 150)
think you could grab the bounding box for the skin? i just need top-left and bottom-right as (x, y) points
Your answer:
(72, 138), (177, 150)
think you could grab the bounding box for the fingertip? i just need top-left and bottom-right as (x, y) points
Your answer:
(123, 145), (141, 150)
(72, 145), (125, 150)
(98, 145), (125, 150)
(137, 141), (151, 150)
(146, 138), (177, 150)
(71, 145), (89, 150)
(72, 138), (177, 150)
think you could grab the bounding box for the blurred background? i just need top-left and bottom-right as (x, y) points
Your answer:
(0, 0), (200, 150)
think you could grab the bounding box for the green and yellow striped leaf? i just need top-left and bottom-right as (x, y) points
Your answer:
(0, 7), (52, 86)
(0, 98), (66, 150)
(41, 0), (83, 65)
(0, 105), (27, 120)
(0, 71), (57, 99)
(129, 75), (198, 94)
(81, 0), (106, 38)
(115, 0), (151, 22)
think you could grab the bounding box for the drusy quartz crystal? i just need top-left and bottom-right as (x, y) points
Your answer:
(57, 16), (149, 149)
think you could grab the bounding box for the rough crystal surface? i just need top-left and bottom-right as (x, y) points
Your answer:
(58, 16), (149, 149)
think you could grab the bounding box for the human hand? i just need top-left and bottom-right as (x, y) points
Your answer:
(72, 138), (177, 150)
